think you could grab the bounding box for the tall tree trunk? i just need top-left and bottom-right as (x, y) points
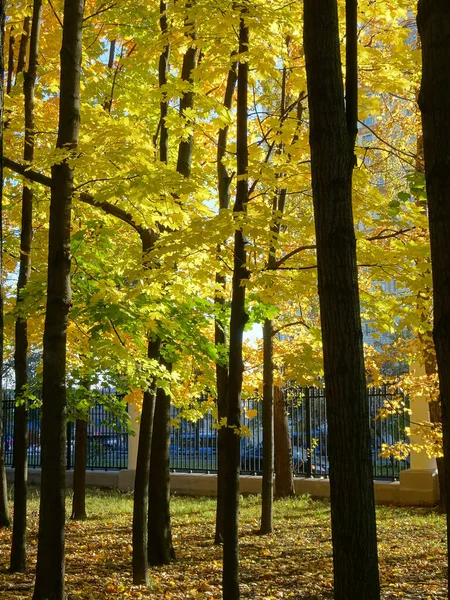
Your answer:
(132, 337), (159, 583)
(303, 2), (380, 599)
(10, 0), (42, 572)
(70, 418), (87, 520)
(33, 1), (84, 598)
(260, 64), (289, 532)
(274, 385), (295, 498)
(147, 3), (197, 565)
(214, 57), (237, 546)
(417, 2), (450, 595)
(0, 0), (10, 530)
(260, 319), (274, 533)
(132, 2), (170, 585)
(222, 10), (248, 600)
(148, 381), (175, 565)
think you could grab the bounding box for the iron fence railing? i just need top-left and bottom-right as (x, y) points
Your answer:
(2, 391), (128, 470)
(170, 386), (410, 480)
(2, 385), (410, 479)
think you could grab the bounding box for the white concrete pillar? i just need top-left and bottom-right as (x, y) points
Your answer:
(408, 363), (437, 471)
(399, 363), (438, 504)
(127, 403), (140, 470)
(118, 402), (140, 491)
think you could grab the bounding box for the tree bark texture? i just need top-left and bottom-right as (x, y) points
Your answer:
(260, 319), (274, 533)
(33, 1), (84, 598)
(274, 386), (295, 498)
(148, 382), (175, 565)
(10, 0), (42, 572)
(176, 3), (198, 179)
(147, 7), (197, 564)
(303, 1), (380, 598)
(132, 337), (160, 583)
(417, 0), (450, 592)
(132, 2), (170, 584)
(260, 67), (288, 528)
(0, 0), (10, 531)
(214, 58), (237, 546)
(222, 11), (249, 600)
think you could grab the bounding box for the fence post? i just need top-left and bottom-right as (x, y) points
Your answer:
(305, 387), (312, 477)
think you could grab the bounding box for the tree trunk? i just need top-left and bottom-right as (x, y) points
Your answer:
(132, 338), (159, 584)
(148, 383), (174, 565)
(147, 5), (197, 564)
(10, 0), (42, 572)
(429, 398), (446, 511)
(260, 319), (274, 533)
(70, 418), (87, 520)
(303, 1), (380, 599)
(274, 385), (295, 498)
(33, 1), (84, 598)
(417, 2), (450, 596)
(222, 10), (248, 600)
(214, 57), (237, 546)
(0, 0), (10, 531)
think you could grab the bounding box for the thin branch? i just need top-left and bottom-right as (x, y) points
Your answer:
(47, 0), (63, 28)
(273, 319), (310, 336)
(269, 244), (316, 270)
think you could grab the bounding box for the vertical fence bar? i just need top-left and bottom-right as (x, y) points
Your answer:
(305, 387), (312, 477)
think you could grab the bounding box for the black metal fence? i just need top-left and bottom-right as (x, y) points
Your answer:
(2, 391), (128, 470)
(170, 386), (410, 480)
(2, 386), (410, 480)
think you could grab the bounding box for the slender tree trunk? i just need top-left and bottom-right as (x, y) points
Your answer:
(131, 2), (170, 584)
(214, 57), (237, 546)
(6, 27), (14, 95)
(148, 381), (175, 565)
(0, 0), (10, 530)
(260, 319), (274, 533)
(260, 64), (290, 531)
(70, 418), (87, 520)
(303, 1), (380, 598)
(417, 2), (450, 595)
(33, 2), (84, 598)
(10, 0), (42, 572)
(274, 385), (295, 498)
(147, 3), (197, 565)
(222, 10), (248, 600)
(132, 338), (159, 583)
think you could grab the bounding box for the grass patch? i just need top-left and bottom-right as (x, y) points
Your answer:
(0, 488), (446, 599)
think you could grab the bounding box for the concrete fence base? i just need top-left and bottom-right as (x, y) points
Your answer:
(6, 467), (439, 506)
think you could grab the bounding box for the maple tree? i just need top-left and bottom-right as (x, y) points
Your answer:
(1, 0), (447, 597)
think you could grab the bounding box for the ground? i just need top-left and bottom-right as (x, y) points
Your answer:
(0, 489), (446, 599)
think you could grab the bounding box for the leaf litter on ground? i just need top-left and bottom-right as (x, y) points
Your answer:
(0, 488), (447, 599)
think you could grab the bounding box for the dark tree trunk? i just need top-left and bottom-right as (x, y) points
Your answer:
(260, 319), (274, 533)
(260, 65), (289, 530)
(303, 1), (380, 599)
(33, 1), (84, 598)
(214, 58), (237, 546)
(148, 382), (175, 565)
(429, 397), (446, 511)
(70, 418), (87, 520)
(417, 2), (450, 594)
(147, 5), (197, 565)
(274, 386), (294, 498)
(132, 2), (169, 584)
(6, 27), (14, 95)
(10, 0), (42, 572)
(0, 0), (10, 530)
(222, 11), (248, 600)
(175, 3), (198, 179)
(132, 338), (159, 584)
